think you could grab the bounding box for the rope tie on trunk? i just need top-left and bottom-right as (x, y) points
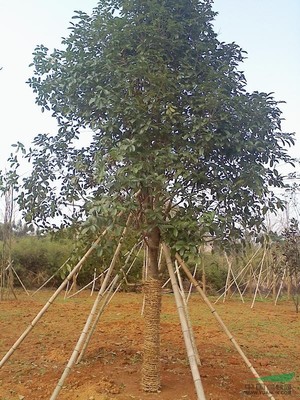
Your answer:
(141, 278), (162, 392)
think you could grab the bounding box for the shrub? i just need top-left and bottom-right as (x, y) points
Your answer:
(12, 236), (71, 288)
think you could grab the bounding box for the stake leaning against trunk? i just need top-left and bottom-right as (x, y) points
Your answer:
(163, 243), (206, 400)
(176, 253), (276, 400)
(50, 214), (131, 400)
(0, 225), (111, 369)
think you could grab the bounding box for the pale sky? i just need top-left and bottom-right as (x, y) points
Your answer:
(213, 0), (300, 159)
(0, 1), (299, 184)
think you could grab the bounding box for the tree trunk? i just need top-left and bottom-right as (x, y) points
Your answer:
(287, 275), (291, 300)
(141, 226), (162, 392)
(201, 256), (206, 295)
(249, 264), (254, 295)
(272, 272), (277, 301)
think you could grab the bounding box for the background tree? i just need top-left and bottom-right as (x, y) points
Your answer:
(282, 218), (300, 312)
(7, 0), (294, 392)
(0, 185), (14, 300)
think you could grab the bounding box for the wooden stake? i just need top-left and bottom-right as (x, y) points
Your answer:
(90, 268), (98, 296)
(186, 264), (198, 303)
(224, 252), (244, 303)
(10, 264), (29, 296)
(50, 277), (111, 400)
(223, 254), (232, 303)
(251, 246), (267, 309)
(64, 280), (70, 300)
(275, 267), (287, 306)
(0, 226), (109, 369)
(215, 247), (261, 304)
(50, 215), (131, 400)
(31, 258), (70, 296)
(141, 243), (148, 316)
(175, 260), (201, 366)
(76, 275), (119, 365)
(67, 268), (109, 299)
(77, 240), (143, 363)
(163, 244), (206, 400)
(175, 252), (276, 400)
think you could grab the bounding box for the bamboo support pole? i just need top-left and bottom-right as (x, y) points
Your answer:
(241, 263), (262, 296)
(176, 253), (276, 400)
(0, 267), (5, 300)
(65, 273), (77, 296)
(91, 268), (97, 296)
(260, 260), (272, 291)
(50, 276), (111, 400)
(275, 267), (287, 306)
(103, 243), (143, 311)
(119, 240), (143, 284)
(2, 263), (17, 300)
(143, 241), (148, 281)
(31, 258), (70, 296)
(64, 281), (70, 300)
(50, 215), (131, 400)
(76, 246), (139, 365)
(221, 263), (250, 300)
(175, 260), (201, 366)
(162, 276), (171, 288)
(249, 263), (255, 296)
(215, 246), (261, 304)
(251, 247), (267, 309)
(0, 227), (109, 369)
(162, 263), (182, 290)
(158, 244), (163, 271)
(175, 260), (185, 293)
(264, 277), (275, 299)
(67, 268), (109, 299)
(141, 242), (148, 316)
(77, 240), (143, 363)
(224, 252), (244, 303)
(223, 255), (232, 303)
(163, 244), (206, 400)
(76, 275), (119, 364)
(186, 264), (198, 303)
(10, 264), (29, 296)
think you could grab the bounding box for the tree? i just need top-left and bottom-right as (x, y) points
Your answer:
(282, 218), (300, 312)
(8, 0), (294, 392)
(0, 185), (14, 300)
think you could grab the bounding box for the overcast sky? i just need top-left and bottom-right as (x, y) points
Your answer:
(214, 0), (300, 158)
(0, 0), (299, 224)
(1, 0), (299, 166)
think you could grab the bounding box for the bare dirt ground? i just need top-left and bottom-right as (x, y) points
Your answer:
(0, 289), (299, 400)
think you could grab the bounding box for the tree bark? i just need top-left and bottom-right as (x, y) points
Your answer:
(287, 275), (291, 300)
(201, 256), (206, 295)
(272, 272), (276, 301)
(141, 226), (162, 392)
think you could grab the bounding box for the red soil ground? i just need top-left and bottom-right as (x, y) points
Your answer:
(0, 289), (299, 400)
